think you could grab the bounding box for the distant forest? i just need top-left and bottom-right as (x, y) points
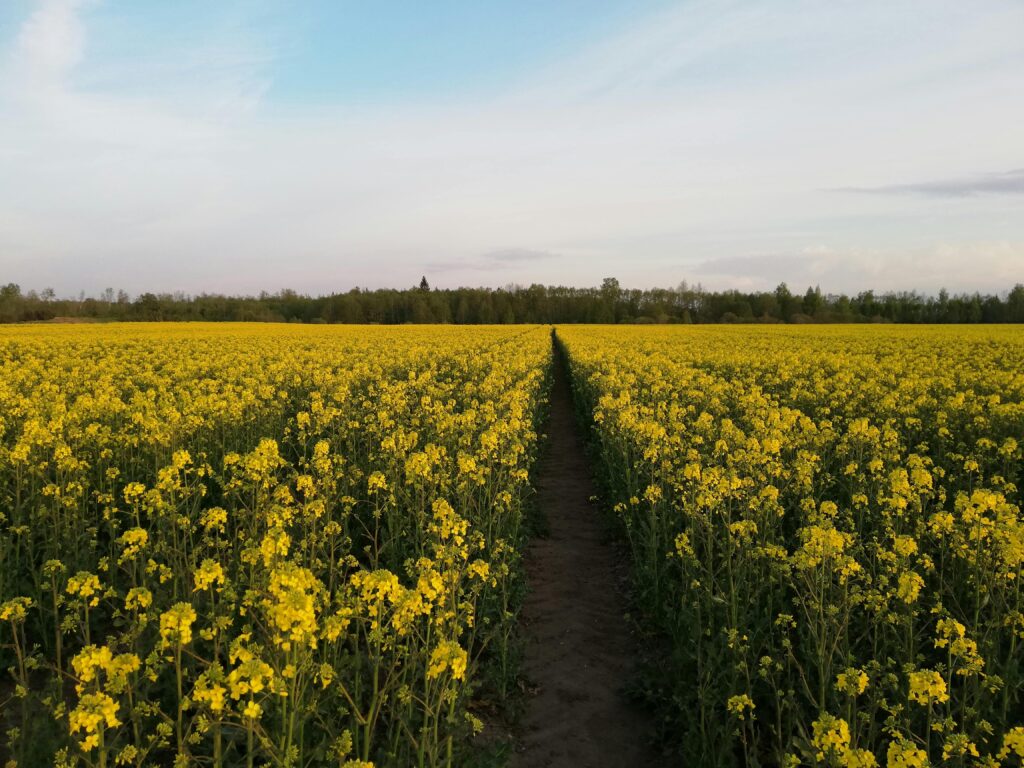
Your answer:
(2, 278), (1024, 325)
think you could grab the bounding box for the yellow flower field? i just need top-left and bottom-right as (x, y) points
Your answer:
(559, 325), (1024, 767)
(6, 322), (1024, 767)
(0, 323), (550, 767)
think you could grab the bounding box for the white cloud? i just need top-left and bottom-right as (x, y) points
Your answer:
(11, 0), (90, 90)
(0, 0), (1022, 295)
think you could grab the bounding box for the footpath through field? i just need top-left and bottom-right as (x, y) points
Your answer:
(513, 335), (660, 767)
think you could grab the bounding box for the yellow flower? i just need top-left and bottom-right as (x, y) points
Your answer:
(159, 602), (197, 647)
(794, 525), (851, 567)
(117, 527), (149, 562)
(229, 657), (275, 699)
(428, 499), (467, 545)
(468, 560), (490, 582)
(318, 663), (335, 689)
(72, 645), (113, 688)
(201, 506), (228, 533)
(643, 484), (663, 504)
(886, 739), (928, 768)
(122, 482), (146, 505)
(836, 668), (869, 696)
(66, 571), (102, 607)
(427, 640), (468, 681)
(846, 749), (878, 768)
(1000, 727), (1024, 760)
(892, 536), (918, 558)
(193, 558), (227, 592)
(907, 669), (948, 706)
(352, 569), (401, 607)
(729, 520), (758, 543)
(726, 694), (755, 720)
(0, 596), (32, 623)
(935, 618), (985, 675)
(265, 563), (322, 650)
(105, 653), (140, 694)
(193, 672), (227, 713)
(942, 733), (979, 760)
(124, 587), (152, 612)
(673, 532), (695, 559)
(897, 572), (924, 604)
(367, 471), (388, 493)
(260, 527), (292, 567)
(69, 692), (121, 751)
(811, 714), (850, 761)
(322, 609), (353, 642)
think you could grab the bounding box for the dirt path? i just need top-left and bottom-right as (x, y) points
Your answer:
(513, 338), (660, 767)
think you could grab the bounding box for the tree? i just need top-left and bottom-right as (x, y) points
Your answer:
(135, 292), (162, 320)
(411, 295), (434, 323)
(936, 288), (951, 322)
(966, 294), (983, 324)
(1, 279), (1021, 325)
(599, 277), (620, 323)
(802, 285), (822, 317)
(775, 282), (795, 319)
(601, 277), (620, 299)
(455, 296), (471, 324)
(0, 283), (22, 322)
(1007, 284), (1024, 323)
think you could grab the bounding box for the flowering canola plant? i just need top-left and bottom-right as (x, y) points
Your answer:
(0, 323), (550, 768)
(559, 324), (1024, 768)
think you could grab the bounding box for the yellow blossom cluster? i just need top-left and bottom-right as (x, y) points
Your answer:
(0, 323), (549, 767)
(560, 324), (1024, 767)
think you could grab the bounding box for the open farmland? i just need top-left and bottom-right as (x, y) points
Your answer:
(559, 325), (1024, 767)
(0, 324), (550, 767)
(4, 323), (1024, 767)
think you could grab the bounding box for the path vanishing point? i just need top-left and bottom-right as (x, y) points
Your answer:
(513, 337), (662, 768)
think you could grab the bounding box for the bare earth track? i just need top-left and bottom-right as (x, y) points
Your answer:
(513, 339), (661, 767)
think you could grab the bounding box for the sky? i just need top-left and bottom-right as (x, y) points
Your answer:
(0, 0), (1022, 297)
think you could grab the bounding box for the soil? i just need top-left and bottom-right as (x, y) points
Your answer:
(512, 340), (662, 767)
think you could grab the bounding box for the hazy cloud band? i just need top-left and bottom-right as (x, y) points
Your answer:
(834, 169), (1024, 198)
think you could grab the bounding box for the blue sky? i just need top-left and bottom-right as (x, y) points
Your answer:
(1, 1), (665, 102)
(1, 0), (1022, 295)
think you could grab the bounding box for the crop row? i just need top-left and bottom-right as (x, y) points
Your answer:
(561, 325), (1024, 768)
(0, 324), (551, 768)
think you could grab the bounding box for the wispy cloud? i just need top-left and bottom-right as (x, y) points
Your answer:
(693, 242), (1024, 293)
(481, 248), (559, 264)
(1, 1), (1023, 294)
(427, 248), (561, 274)
(835, 169), (1024, 198)
(9, 0), (90, 94)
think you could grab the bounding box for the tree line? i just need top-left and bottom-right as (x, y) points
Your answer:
(2, 278), (1024, 325)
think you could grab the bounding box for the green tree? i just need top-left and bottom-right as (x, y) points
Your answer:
(599, 277), (620, 323)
